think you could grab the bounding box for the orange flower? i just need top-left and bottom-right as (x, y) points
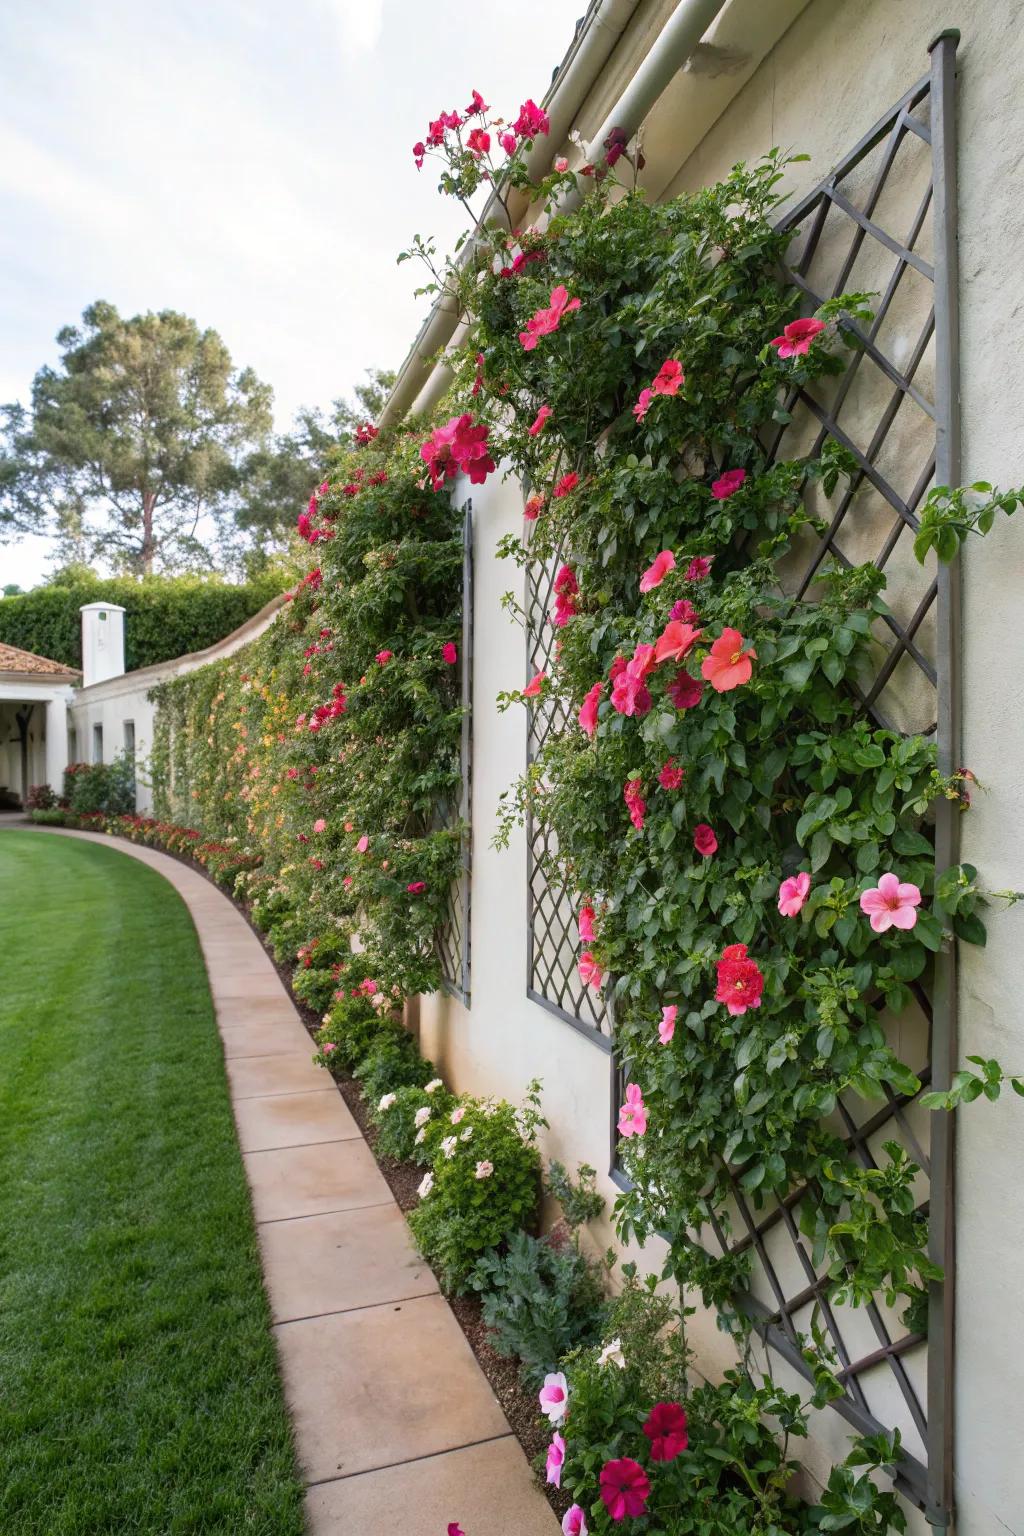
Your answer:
(701, 628), (756, 692)
(654, 620), (702, 665)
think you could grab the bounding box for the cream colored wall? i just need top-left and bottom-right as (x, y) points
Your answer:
(423, 3), (1024, 1531)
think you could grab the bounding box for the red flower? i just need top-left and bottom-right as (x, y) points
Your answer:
(420, 414), (496, 492)
(578, 681), (603, 737)
(465, 89), (489, 116)
(413, 141), (426, 169)
(523, 671), (546, 697)
(528, 404), (553, 436)
(623, 776), (646, 831)
(552, 564), (579, 628)
(633, 387), (653, 422)
(670, 598), (700, 624)
(686, 556), (712, 582)
(553, 471), (579, 499)
(354, 422), (378, 444)
(693, 823), (718, 857)
(407, 881), (427, 895)
(639, 549), (676, 593)
(599, 1458), (651, 1521)
(711, 468), (746, 500)
(702, 628), (756, 692)
(443, 643), (458, 665)
(467, 126), (490, 156)
(667, 669), (703, 710)
(770, 316), (826, 358)
(654, 619), (701, 665)
(499, 130), (517, 155)
(578, 951), (603, 990)
(658, 758), (684, 790)
(652, 358), (684, 395)
(519, 285), (580, 351)
(513, 98), (550, 138)
(524, 494), (545, 521)
(610, 643), (656, 718)
(643, 1401), (689, 1461)
(715, 942), (764, 1016)
(578, 904), (596, 941)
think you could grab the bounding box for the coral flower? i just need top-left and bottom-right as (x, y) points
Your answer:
(519, 285), (581, 350)
(693, 823), (718, 857)
(659, 1005), (677, 1044)
(655, 619), (702, 664)
(702, 628), (756, 692)
(617, 1083), (646, 1138)
(711, 468), (746, 500)
(356, 834), (369, 853)
(578, 951), (603, 990)
(771, 316), (826, 358)
(546, 1431), (566, 1487)
(715, 942), (765, 1016)
(668, 669), (704, 711)
(539, 1371), (569, 1424)
(860, 872), (922, 932)
(313, 818), (327, 833)
(643, 1401), (689, 1461)
(523, 671), (547, 697)
(524, 494), (545, 520)
(778, 871), (811, 917)
(652, 358), (684, 395)
(658, 758), (684, 790)
(578, 904), (596, 941)
(528, 404), (553, 436)
(599, 1457), (651, 1520)
(639, 549), (676, 593)
(553, 471), (579, 499)
(633, 387), (654, 422)
(562, 1507), (588, 1536)
(443, 642), (458, 665)
(578, 680), (604, 737)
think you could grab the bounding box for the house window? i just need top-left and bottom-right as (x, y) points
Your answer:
(123, 720), (135, 759)
(92, 723), (103, 764)
(68, 726), (77, 762)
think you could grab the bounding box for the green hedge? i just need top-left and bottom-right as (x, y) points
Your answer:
(0, 574), (282, 672)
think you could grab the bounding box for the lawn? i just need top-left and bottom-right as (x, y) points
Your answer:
(0, 829), (305, 1535)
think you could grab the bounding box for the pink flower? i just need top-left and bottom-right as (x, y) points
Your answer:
(702, 628), (756, 692)
(443, 642), (458, 665)
(474, 1160), (494, 1180)
(599, 1457), (651, 1520)
(667, 669), (703, 711)
(654, 619), (701, 665)
(554, 155), (569, 172)
(578, 681), (603, 737)
(778, 871), (811, 917)
(523, 671), (546, 697)
(499, 130), (517, 155)
(860, 872), (922, 932)
(356, 834), (370, 853)
(771, 316), (826, 358)
(553, 564), (579, 627)
(407, 881), (427, 895)
(617, 1083), (646, 1138)
(375, 650), (393, 665)
(546, 1431), (566, 1487)
(633, 388), (654, 422)
(562, 1507), (588, 1536)
(359, 978), (378, 996)
(578, 951), (603, 990)
(413, 141), (426, 169)
(420, 413), (496, 491)
(528, 404), (553, 436)
(659, 1005), (677, 1044)
(623, 776), (646, 831)
(693, 823), (718, 857)
(467, 126), (490, 156)
(643, 1401), (689, 1461)
(553, 471), (579, 499)
(448, 1525), (465, 1536)
(513, 98), (550, 138)
(686, 555), (712, 582)
(639, 549), (676, 593)
(313, 818), (327, 833)
(652, 358), (684, 395)
(610, 649), (653, 717)
(711, 468), (746, 500)
(670, 598), (700, 624)
(539, 1371), (569, 1424)
(578, 904), (596, 941)
(465, 89), (489, 116)
(520, 286), (580, 350)
(658, 758), (684, 790)
(715, 943), (764, 1016)
(524, 494), (545, 521)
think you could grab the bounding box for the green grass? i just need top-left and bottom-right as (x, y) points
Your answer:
(0, 830), (305, 1535)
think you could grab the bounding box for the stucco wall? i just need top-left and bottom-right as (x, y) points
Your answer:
(423, 3), (1024, 1531)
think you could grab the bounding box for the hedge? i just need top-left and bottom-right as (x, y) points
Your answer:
(0, 574), (282, 672)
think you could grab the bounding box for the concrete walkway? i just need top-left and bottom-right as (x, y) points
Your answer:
(29, 828), (558, 1536)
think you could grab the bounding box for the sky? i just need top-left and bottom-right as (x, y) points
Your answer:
(0, 0), (585, 589)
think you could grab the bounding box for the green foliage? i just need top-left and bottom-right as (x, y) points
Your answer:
(354, 1025), (434, 1102)
(408, 1084), (545, 1291)
(913, 481), (1023, 563)
(546, 1159), (605, 1229)
(370, 1082), (456, 1163)
(468, 1228), (608, 1387)
(0, 571), (281, 671)
(63, 753), (136, 815)
(313, 994), (390, 1074)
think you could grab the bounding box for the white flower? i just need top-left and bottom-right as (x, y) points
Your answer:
(414, 1128), (426, 1145)
(417, 1172), (434, 1199)
(450, 1106), (466, 1125)
(441, 1136), (458, 1158)
(539, 1371), (569, 1425)
(460, 1126), (473, 1141)
(474, 1160), (494, 1179)
(597, 1338), (626, 1370)
(414, 1106), (431, 1128)
(378, 1093), (397, 1112)
(425, 1078), (443, 1094)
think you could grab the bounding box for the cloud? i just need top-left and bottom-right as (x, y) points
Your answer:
(320, 0), (384, 57)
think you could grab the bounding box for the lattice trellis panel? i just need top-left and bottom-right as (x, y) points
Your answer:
(527, 35), (962, 1523)
(436, 505), (473, 1004)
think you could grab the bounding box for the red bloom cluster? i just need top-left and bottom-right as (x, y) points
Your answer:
(283, 567), (323, 602)
(623, 776), (646, 831)
(658, 757), (684, 790)
(419, 413), (496, 492)
(642, 1401), (689, 1461)
(354, 422), (378, 445)
(304, 682), (347, 733)
(412, 91), (545, 171)
(552, 565), (579, 628)
(610, 643), (656, 717)
(297, 480), (333, 544)
(512, 98), (550, 139)
(553, 471), (579, 499)
(715, 942), (765, 1016)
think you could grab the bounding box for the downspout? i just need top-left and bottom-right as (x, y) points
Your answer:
(379, 0), (642, 428)
(402, 0), (733, 422)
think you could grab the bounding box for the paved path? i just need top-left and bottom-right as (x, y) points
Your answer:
(27, 828), (557, 1535)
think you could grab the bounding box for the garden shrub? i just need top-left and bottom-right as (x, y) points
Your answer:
(369, 1080), (456, 1163)
(354, 1026), (434, 1102)
(63, 754), (136, 815)
(25, 784), (58, 810)
(313, 994), (391, 1074)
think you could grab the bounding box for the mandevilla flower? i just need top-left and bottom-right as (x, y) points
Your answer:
(771, 316), (826, 357)
(778, 871), (811, 916)
(702, 628), (756, 692)
(539, 1371), (569, 1424)
(643, 1401), (689, 1461)
(860, 872), (922, 932)
(715, 943), (764, 1016)
(659, 1005), (677, 1044)
(639, 549), (676, 593)
(617, 1083), (646, 1137)
(546, 1431), (565, 1486)
(599, 1457), (651, 1521)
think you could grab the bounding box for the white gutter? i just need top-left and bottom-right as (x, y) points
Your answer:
(379, 0), (642, 427)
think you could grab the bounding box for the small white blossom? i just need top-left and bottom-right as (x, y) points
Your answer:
(441, 1135), (458, 1158)
(597, 1338), (626, 1370)
(474, 1160), (494, 1179)
(378, 1093), (397, 1112)
(414, 1128), (426, 1145)
(414, 1106), (431, 1128)
(425, 1078), (444, 1094)
(460, 1126), (473, 1141)
(417, 1172), (434, 1199)
(450, 1106), (466, 1125)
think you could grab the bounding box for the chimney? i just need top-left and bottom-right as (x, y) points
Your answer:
(80, 602), (126, 687)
